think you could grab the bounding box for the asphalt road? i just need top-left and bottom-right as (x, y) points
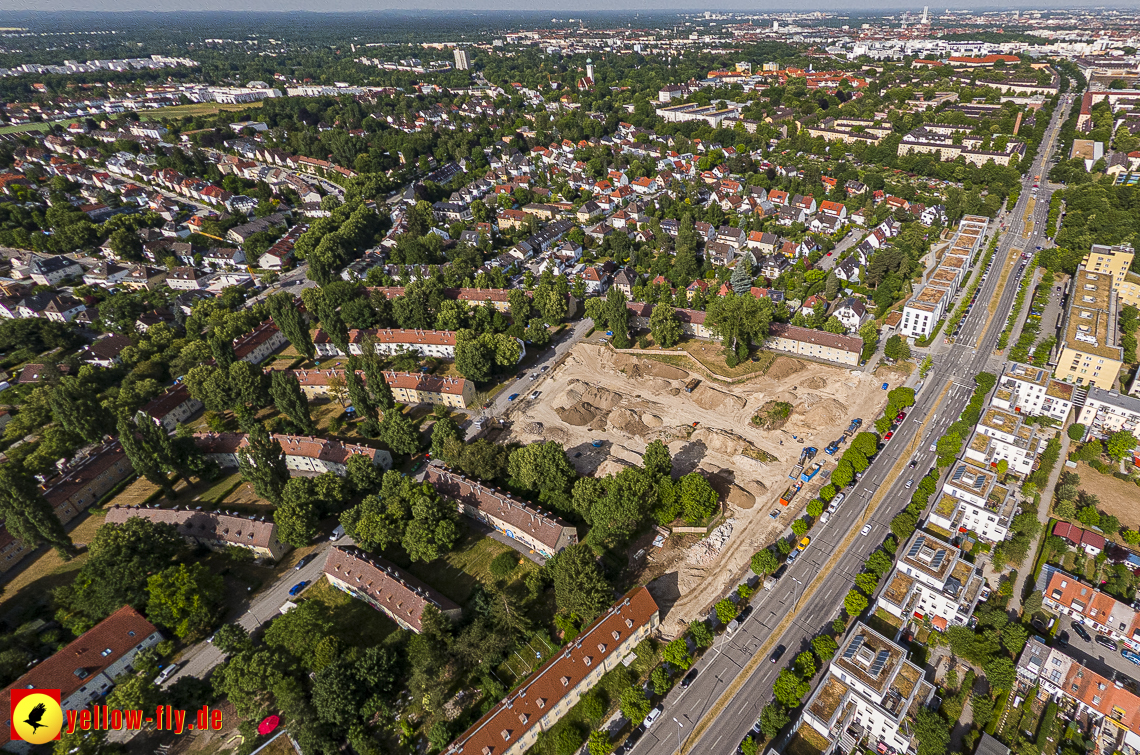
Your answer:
(1056, 621), (1140, 691)
(629, 94), (1073, 755)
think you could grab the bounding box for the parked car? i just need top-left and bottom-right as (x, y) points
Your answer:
(680, 669), (699, 688)
(739, 605), (754, 622)
(1122, 648), (1140, 665)
(1095, 635), (1118, 652)
(155, 663), (180, 686)
(289, 581), (309, 597)
(884, 431), (894, 441)
(643, 705), (663, 728)
(797, 536), (811, 551)
(295, 554), (317, 570)
(1071, 622), (1092, 642)
(507, 393), (520, 401)
(1057, 631), (1070, 646)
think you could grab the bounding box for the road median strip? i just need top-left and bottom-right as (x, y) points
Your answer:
(680, 378), (956, 753)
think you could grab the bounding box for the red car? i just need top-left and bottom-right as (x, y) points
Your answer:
(896, 412), (907, 421)
(884, 431), (894, 441)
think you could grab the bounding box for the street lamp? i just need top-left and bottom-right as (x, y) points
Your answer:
(790, 576), (804, 612)
(672, 717), (684, 753)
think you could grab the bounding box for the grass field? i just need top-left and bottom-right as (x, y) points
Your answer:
(139, 101), (264, 120)
(304, 577), (398, 648)
(0, 121), (51, 134)
(679, 339), (776, 379)
(406, 526), (538, 606)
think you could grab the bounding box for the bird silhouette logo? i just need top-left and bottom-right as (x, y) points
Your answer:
(10, 689), (63, 744)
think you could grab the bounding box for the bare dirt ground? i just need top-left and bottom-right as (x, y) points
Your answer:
(1074, 461), (1140, 530)
(504, 342), (901, 636)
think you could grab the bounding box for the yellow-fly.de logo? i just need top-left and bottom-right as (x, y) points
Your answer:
(10, 689), (63, 744)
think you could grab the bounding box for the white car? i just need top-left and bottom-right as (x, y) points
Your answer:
(530, 391), (540, 399)
(643, 705), (663, 728)
(860, 524), (872, 536)
(155, 663), (180, 686)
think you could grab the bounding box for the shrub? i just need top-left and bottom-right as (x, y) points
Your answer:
(489, 551), (520, 579)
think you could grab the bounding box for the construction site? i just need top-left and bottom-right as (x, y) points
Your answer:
(503, 342), (903, 636)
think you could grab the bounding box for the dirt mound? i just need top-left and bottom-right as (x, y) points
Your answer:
(702, 470), (755, 510)
(578, 382), (624, 410)
(804, 397), (847, 426)
(642, 413), (664, 427)
(767, 356), (805, 380)
(643, 377), (674, 393)
(802, 375), (828, 390)
(687, 518), (735, 565)
(691, 384), (747, 412)
(557, 403), (601, 426)
(523, 422), (544, 434)
(752, 400), (794, 430)
(614, 352), (690, 381)
(792, 393), (823, 413)
(609, 408), (652, 438)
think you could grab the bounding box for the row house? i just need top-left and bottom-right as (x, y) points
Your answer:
(138, 383), (203, 431)
(1040, 569), (1140, 650)
(1051, 522), (1106, 558)
(232, 320), (287, 365)
(192, 432), (392, 476)
(313, 328), (461, 360)
(443, 588), (660, 755)
(324, 546), (462, 633)
(105, 505), (289, 562)
(41, 441), (134, 527)
(875, 531), (984, 630)
(1016, 637), (1140, 749)
(289, 369), (474, 408)
(426, 466), (577, 558)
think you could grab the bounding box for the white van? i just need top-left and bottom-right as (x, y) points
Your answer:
(155, 663), (179, 686)
(330, 525), (345, 541)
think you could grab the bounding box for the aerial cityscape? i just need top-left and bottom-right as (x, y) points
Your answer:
(0, 6), (1137, 755)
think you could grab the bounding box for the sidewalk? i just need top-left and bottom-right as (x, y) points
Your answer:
(1008, 430), (1070, 612)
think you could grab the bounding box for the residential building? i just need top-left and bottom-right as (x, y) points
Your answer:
(324, 546), (462, 632)
(875, 531), (984, 630)
(166, 266), (211, 290)
(1050, 523), (1105, 557)
(27, 254), (82, 285)
(104, 505), (289, 561)
(138, 383), (203, 431)
(1054, 267), (1124, 389)
(992, 362), (1075, 423)
(964, 407), (1048, 477)
(315, 327), (454, 360)
(927, 460), (1015, 543)
(443, 587), (659, 755)
(0, 606), (162, 754)
(80, 334), (132, 367)
(1016, 636), (1140, 746)
(764, 323), (862, 367)
(899, 286), (950, 339)
(43, 294), (85, 323)
(289, 369), (475, 408)
(1076, 387), (1140, 439)
(192, 433), (392, 476)
(232, 320), (287, 364)
(426, 465), (577, 558)
(41, 442), (133, 527)
(1039, 568), (1140, 654)
(1083, 243), (1134, 292)
(832, 298), (870, 333)
(453, 49), (470, 71)
(798, 622), (936, 755)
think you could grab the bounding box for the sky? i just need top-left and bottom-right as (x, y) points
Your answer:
(0, 1), (1122, 13)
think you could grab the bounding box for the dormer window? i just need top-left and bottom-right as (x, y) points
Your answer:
(612, 631), (621, 641)
(560, 676), (571, 687)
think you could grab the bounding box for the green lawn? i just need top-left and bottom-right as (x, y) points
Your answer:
(197, 472), (245, 505)
(304, 578), (398, 649)
(0, 121), (51, 134)
(405, 526), (538, 606)
(139, 101), (264, 120)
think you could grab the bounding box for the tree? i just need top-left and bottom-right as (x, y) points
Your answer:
(866, 550), (893, 575)
(146, 562), (225, 640)
(431, 416), (462, 459)
(715, 598), (738, 625)
(236, 422), (288, 506)
(345, 359), (378, 434)
(689, 620), (713, 648)
(212, 623), (252, 655)
(340, 493), (406, 552)
(0, 465), (74, 558)
(642, 439), (673, 481)
(326, 373), (349, 407)
(50, 375), (111, 444)
(1067, 423), (1086, 441)
(649, 302), (682, 348)
(651, 665), (671, 695)
(267, 292), (314, 358)
(731, 257), (754, 295)
(758, 703), (790, 739)
(275, 477), (320, 547)
(794, 650), (816, 679)
(823, 315), (846, 334)
(604, 286), (631, 348)
(588, 730), (613, 755)
(117, 413), (175, 498)
(984, 656), (1016, 691)
(884, 334), (911, 361)
(663, 637), (692, 670)
(855, 572), (879, 594)
(1105, 430), (1138, 461)
(843, 590), (868, 618)
(913, 708), (950, 755)
(772, 668), (810, 708)
(552, 544), (612, 620)
(678, 472), (718, 523)
(619, 687), (651, 724)
(380, 408), (421, 456)
(806, 499), (824, 518)
(402, 487), (460, 562)
(751, 549), (779, 576)
(270, 370), (316, 435)
(812, 635), (838, 662)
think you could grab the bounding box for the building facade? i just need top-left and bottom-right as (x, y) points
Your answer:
(192, 433), (393, 476)
(105, 505), (289, 561)
(1054, 267), (1123, 389)
(324, 546), (462, 632)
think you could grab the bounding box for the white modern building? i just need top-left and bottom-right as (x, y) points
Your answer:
(992, 362), (1076, 423)
(874, 531), (984, 630)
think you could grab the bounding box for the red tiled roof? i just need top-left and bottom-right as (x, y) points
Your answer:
(323, 546), (459, 632)
(140, 383), (196, 421)
(105, 505), (280, 550)
(767, 322), (862, 355)
(192, 432), (384, 466)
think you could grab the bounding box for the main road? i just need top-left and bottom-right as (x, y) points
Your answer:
(630, 94), (1073, 755)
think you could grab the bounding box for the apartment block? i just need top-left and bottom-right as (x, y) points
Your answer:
(1016, 637), (1140, 749)
(232, 319), (286, 365)
(192, 432), (392, 476)
(324, 546), (462, 632)
(41, 441), (134, 526)
(899, 285), (950, 339)
(0, 606), (163, 753)
(1083, 243), (1134, 292)
(443, 588), (659, 755)
(1076, 386), (1140, 440)
(425, 465), (578, 558)
(964, 407), (1048, 477)
(313, 328), (461, 360)
(288, 369), (475, 408)
(104, 504), (290, 561)
(763, 323), (863, 367)
(874, 531), (984, 630)
(927, 460), (1015, 543)
(1054, 267), (1123, 389)
(992, 362), (1075, 423)
(138, 383), (203, 431)
(798, 623), (936, 755)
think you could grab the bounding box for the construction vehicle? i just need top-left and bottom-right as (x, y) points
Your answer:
(800, 462), (822, 483)
(779, 482), (802, 506)
(684, 378), (701, 393)
(824, 439), (842, 455)
(844, 418), (863, 437)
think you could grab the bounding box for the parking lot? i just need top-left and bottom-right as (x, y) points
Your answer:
(1056, 620), (1140, 692)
